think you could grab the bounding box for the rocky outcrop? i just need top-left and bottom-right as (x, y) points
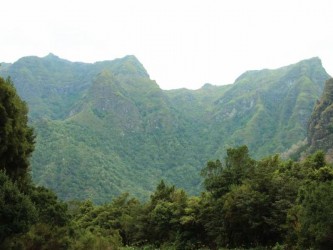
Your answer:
(307, 78), (333, 160)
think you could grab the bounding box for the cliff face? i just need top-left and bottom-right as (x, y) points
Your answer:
(307, 78), (333, 160)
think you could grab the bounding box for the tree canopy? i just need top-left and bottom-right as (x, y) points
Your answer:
(0, 76), (35, 181)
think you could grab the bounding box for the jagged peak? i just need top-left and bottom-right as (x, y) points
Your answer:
(122, 54), (140, 62)
(201, 83), (214, 89)
(298, 56), (322, 65)
(234, 57), (325, 84)
(44, 53), (60, 59)
(14, 53), (70, 65)
(277, 57), (324, 73)
(107, 55), (149, 78)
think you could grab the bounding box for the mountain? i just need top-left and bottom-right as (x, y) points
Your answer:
(208, 57), (329, 156)
(307, 78), (333, 160)
(0, 55), (330, 202)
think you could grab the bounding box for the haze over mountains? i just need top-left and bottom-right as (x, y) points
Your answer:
(0, 54), (330, 202)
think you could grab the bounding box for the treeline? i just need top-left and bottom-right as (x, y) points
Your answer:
(1, 75), (333, 249)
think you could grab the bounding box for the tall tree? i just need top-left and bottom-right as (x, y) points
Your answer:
(0, 76), (35, 180)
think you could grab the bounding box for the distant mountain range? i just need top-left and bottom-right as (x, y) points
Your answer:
(0, 54), (330, 202)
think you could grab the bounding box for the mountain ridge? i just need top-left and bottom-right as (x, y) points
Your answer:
(0, 54), (330, 202)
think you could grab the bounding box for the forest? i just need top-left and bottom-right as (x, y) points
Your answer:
(1, 75), (333, 249)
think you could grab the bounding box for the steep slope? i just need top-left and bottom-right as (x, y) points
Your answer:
(209, 57), (328, 157)
(307, 78), (333, 160)
(0, 55), (330, 202)
(0, 54), (149, 119)
(27, 55), (204, 201)
(0, 53), (92, 119)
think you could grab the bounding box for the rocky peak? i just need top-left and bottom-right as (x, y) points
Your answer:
(97, 55), (150, 79)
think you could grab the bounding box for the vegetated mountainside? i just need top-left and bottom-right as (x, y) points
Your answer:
(307, 78), (333, 161)
(0, 55), (330, 202)
(168, 58), (329, 158)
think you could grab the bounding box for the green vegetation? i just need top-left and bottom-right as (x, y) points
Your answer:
(0, 55), (330, 202)
(0, 77), (35, 181)
(1, 74), (333, 249)
(307, 78), (333, 159)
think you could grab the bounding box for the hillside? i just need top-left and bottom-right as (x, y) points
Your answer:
(0, 55), (330, 202)
(307, 78), (333, 160)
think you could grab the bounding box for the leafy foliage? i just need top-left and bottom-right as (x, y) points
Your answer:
(0, 77), (35, 180)
(307, 78), (333, 159)
(0, 171), (37, 244)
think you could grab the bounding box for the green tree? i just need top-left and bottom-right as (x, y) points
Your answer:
(0, 171), (37, 245)
(199, 146), (257, 247)
(29, 186), (69, 226)
(288, 158), (333, 249)
(225, 145), (255, 185)
(296, 180), (333, 249)
(0, 76), (35, 181)
(140, 180), (189, 248)
(201, 145), (255, 198)
(222, 182), (269, 247)
(179, 196), (206, 249)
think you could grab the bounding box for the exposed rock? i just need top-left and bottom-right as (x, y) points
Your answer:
(307, 78), (333, 159)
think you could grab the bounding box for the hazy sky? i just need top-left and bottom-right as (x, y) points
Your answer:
(1, 0), (333, 89)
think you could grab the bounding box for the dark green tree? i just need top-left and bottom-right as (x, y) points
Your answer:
(199, 146), (256, 247)
(29, 186), (69, 227)
(289, 158), (333, 249)
(225, 145), (255, 185)
(140, 180), (189, 248)
(0, 76), (35, 181)
(0, 171), (37, 245)
(201, 145), (255, 198)
(222, 182), (269, 247)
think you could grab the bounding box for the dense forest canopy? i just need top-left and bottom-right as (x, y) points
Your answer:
(0, 77), (35, 180)
(1, 74), (333, 249)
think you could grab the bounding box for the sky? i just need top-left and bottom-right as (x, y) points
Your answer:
(1, 0), (333, 90)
